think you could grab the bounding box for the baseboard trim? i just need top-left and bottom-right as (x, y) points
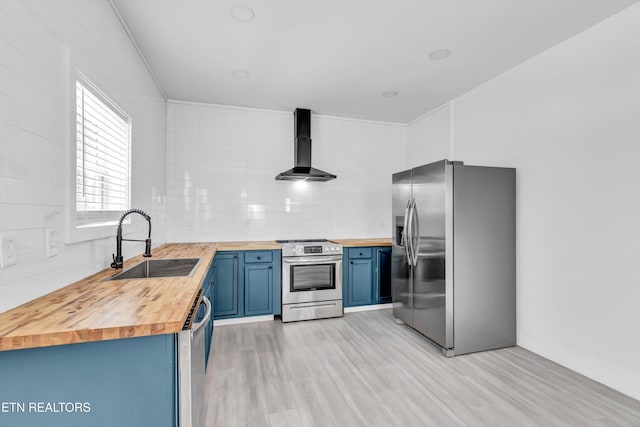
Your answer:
(214, 315), (275, 326)
(344, 303), (393, 313)
(518, 332), (640, 402)
(213, 304), (393, 324)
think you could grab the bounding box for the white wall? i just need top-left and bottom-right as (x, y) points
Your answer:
(166, 101), (406, 242)
(0, 0), (167, 312)
(451, 4), (640, 400)
(406, 104), (451, 167)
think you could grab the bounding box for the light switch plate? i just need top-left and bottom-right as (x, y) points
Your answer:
(0, 232), (17, 268)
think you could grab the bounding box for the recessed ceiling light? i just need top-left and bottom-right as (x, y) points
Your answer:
(429, 49), (451, 61)
(381, 91), (398, 98)
(230, 4), (255, 22)
(231, 69), (250, 79)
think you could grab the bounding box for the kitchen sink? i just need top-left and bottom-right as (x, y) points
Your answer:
(108, 258), (201, 281)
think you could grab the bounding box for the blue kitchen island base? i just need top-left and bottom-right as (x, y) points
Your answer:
(0, 334), (178, 427)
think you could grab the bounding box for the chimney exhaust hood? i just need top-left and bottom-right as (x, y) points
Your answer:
(275, 108), (337, 182)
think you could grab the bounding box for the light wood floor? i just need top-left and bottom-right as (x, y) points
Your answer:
(205, 309), (640, 426)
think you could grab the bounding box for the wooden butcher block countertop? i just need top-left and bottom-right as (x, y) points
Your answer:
(0, 239), (388, 352)
(331, 238), (392, 247)
(0, 243), (217, 352)
(215, 241), (281, 250)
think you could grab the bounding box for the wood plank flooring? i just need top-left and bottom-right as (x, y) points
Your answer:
(205, 309), (640, 426)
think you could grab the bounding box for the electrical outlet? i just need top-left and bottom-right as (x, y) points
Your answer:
(335, 220), (343, 229)
(378, 218), (385, 229)
(0, 233), (17, 268)
(46, 228), (59, 258)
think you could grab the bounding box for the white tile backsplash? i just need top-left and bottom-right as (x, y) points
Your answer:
(0, 176), (7, 204)
(166, 102), (407, 242)
(4, 124), (57, 181)
(0, 284), (6, 313)
(0, 0), (167, 313)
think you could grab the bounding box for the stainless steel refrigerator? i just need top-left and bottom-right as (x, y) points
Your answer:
(392, 160), (515, 356)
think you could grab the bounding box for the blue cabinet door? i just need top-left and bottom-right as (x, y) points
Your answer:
(244, 264), (273, 316)
(375, 248), (392, 303)
(348, 258), (373, 306)
(213, 252), (240, 318)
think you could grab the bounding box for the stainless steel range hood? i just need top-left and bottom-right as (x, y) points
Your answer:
(275, 108), (337, 182)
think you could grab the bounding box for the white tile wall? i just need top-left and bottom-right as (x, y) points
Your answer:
(166, 102), (407, 242)
(0, 0), (167, 312)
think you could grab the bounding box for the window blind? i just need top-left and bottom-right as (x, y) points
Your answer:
(75, 80), (130, 226)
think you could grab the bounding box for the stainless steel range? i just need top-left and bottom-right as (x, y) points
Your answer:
(277, 239), (343, 322)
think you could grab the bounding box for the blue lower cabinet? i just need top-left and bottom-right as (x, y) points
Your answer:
(343, 246), (392, 307)
(0, 334), (177, 427)
(213, 252), (240, 318)
(244, 264), (273, 316)
(212, 250), (281, 320)
(348, 258), (374, 306)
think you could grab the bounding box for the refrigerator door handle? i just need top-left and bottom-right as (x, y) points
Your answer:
(401, 200), (411, 249)
(411, 199), (420, 267)
(406, 199), (415, 266)
(403, 200), (413, 264)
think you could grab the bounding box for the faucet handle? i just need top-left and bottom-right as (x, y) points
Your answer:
(144, 239), (152, 257)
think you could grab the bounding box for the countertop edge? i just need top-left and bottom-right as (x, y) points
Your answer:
(330, 238), (392, 247)
(0, 321), (186, 352)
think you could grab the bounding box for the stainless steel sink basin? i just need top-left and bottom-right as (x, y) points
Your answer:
(108, 258), (200, 281)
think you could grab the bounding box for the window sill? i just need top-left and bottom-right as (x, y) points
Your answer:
(66, 222), (117, 244)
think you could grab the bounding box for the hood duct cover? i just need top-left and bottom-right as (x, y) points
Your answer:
(275, 108), (337, 181)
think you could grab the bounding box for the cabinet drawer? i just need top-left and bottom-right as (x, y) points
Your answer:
(244, 251), (273, 263)
(348, 247), (372, 259)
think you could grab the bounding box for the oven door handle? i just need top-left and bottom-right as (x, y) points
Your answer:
(282, 256), (343, 264)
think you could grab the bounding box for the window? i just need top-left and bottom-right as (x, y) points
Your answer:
(75, 78), (131, 227)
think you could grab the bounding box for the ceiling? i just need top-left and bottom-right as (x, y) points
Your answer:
(112, 0), (637, 123)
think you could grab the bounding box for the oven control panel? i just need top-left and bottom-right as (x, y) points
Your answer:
(282, 242), (343, 257)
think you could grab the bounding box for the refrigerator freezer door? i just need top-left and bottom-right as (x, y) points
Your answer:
(410, 161), (449, 348)
(392, 169), (413, 326)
